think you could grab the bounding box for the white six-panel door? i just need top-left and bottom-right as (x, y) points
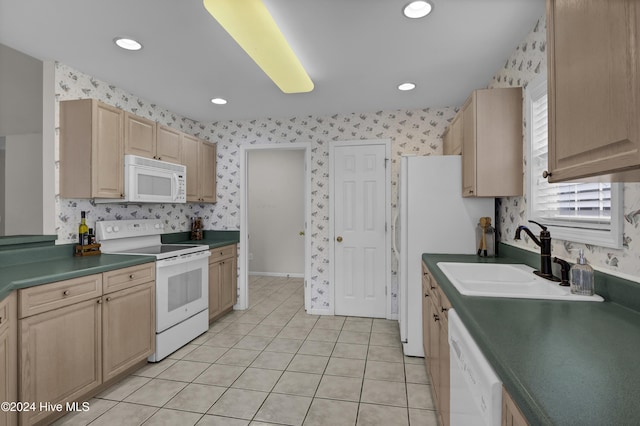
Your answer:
(332, 142), (388, 318)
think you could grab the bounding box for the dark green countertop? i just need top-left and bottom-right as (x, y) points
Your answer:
(422, 250), (640, 426)
(0, 230), (239, 302)
(161, 230), (239, 249)
(0, 245), (155, 301)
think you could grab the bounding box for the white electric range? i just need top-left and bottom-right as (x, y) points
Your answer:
(96, 219), (210, 362)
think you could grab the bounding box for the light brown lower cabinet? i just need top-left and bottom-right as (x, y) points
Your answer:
(422, 262), (451, 426)
(209, 244), (238, 322)
(502, 386), (529, 426)
(102, 281), (155, 382)
(0, 293), (17, 426)
(18, 264), (155, 426)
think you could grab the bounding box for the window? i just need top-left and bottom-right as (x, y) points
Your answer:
(526, 75), (623, 249)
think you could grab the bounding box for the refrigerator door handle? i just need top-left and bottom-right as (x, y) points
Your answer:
(392, 211), (400, 261)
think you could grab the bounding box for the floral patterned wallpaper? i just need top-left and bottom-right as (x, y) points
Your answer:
(489, 16), (640, 280)
(54, 13), (640, 315)
(54, 62), (456, 313)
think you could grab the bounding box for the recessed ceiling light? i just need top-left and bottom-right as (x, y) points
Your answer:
(403, 1), (433, 19)
(113, 37), (143, 51)
(211, 98), (228, 105)
(398, 82), (416, 91)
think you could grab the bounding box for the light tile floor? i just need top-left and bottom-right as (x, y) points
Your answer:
(55, 276), (439, 426)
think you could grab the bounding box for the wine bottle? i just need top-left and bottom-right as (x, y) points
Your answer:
(78, 211), (89, 245)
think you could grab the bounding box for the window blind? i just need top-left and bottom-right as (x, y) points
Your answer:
(529, 92), (612, 231)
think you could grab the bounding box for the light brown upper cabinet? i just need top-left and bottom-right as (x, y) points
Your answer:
(546, 0), (640, 182)
(60, 99), (124, 199)
(124, 114), (183, 163)
(156, 125), (183, 164)
(461, 87), (523, 197)
(443, 112), (463, 155)
(124, 112), (156, 158)
(183, 134), (217, 203)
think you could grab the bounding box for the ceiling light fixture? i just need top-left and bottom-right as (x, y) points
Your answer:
(403, 1), (433, 19)
(398, 82), (416, 91)
(211, 98), (228, 105)
(113, 37), (143, 51)
(203, 0), (314, 94)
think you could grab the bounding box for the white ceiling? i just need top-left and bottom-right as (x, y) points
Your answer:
(0, 0), (545, 123)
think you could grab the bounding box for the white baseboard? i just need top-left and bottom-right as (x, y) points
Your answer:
(387, 313), (398, 320)
(248, 271), (304, 278)
(305, 308), (334, 316)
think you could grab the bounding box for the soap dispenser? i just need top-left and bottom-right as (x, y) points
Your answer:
(570, 249), (594, 296)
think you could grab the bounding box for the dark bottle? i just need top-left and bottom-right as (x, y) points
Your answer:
(78, 211), (89, 245)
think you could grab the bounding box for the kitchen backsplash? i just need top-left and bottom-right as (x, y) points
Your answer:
(489, 15), (640, 280)
(54, 62), (456, 313)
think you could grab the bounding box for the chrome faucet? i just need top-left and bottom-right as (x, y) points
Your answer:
(514, 220), (559, 282)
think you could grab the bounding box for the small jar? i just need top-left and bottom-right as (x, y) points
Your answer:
(476, 217), (495, 257)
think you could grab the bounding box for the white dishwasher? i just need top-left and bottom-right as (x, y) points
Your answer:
(448, 309), (502, 426)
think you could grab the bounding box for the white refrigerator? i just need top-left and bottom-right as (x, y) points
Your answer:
(394, 155), (494, 357)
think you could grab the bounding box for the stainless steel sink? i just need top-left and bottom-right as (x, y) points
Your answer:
(437, 262), (604, 302)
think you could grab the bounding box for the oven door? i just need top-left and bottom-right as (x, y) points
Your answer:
(155, 250), (210, 332)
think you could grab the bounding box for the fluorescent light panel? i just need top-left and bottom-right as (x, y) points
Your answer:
(203, 0), (314, 94)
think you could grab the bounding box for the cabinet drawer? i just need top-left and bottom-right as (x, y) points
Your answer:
(103, 263), (155, 294)
(18, 274), (103, 319)
(209, 245), (237, 263)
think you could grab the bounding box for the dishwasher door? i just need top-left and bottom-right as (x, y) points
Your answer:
(448, 309), (502, 426)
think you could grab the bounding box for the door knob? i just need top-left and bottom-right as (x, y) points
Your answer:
(336, 236), (343, 242)
(299, 231), (305, 236)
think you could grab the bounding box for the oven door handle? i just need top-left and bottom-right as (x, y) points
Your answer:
(156, 250), (211, 267)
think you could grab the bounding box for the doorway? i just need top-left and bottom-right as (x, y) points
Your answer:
(239, 143), (311, 312)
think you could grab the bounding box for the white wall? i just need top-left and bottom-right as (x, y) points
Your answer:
(248, 149), (305, 276)
(0, 44), (42, 136)
(3, 133), (43, 235)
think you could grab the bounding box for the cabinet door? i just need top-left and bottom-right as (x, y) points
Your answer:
(182, 134), (201, 202)
(462, 95), (476, 196)
(19, 298), (102, 426)
(230, 257), (237, 306)
(220, 258), (235, 309)
(156, 125), (183, 163)
(0, 293), (17, 426)
(200, 141), (217, 203)
(547, 0), (640, 182)
(124, 112), (156, 158)
(428, 300), (441, 397)
(421, 277), (430, 359)
(93, 102), (124, 198)
(502, 387), (529, 426)
(102, 282), (155, 382)
(208, 260), (222, 321)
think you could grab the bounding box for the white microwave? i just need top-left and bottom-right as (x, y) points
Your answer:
(96, 155), (186, 203)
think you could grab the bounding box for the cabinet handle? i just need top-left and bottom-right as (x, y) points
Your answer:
(542, 170), (552, 178)
(97, 299), (102, 304)
(441, 307), (448, 312)
(430, 285), (436, 290)
(0, 316), (3, 325)
(424, 293), (429, 298)
(129, 274), (135, 279)
(63, 290), (70, 296)
(105, 297), (111, 302)
(433, 314), (440, 322)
